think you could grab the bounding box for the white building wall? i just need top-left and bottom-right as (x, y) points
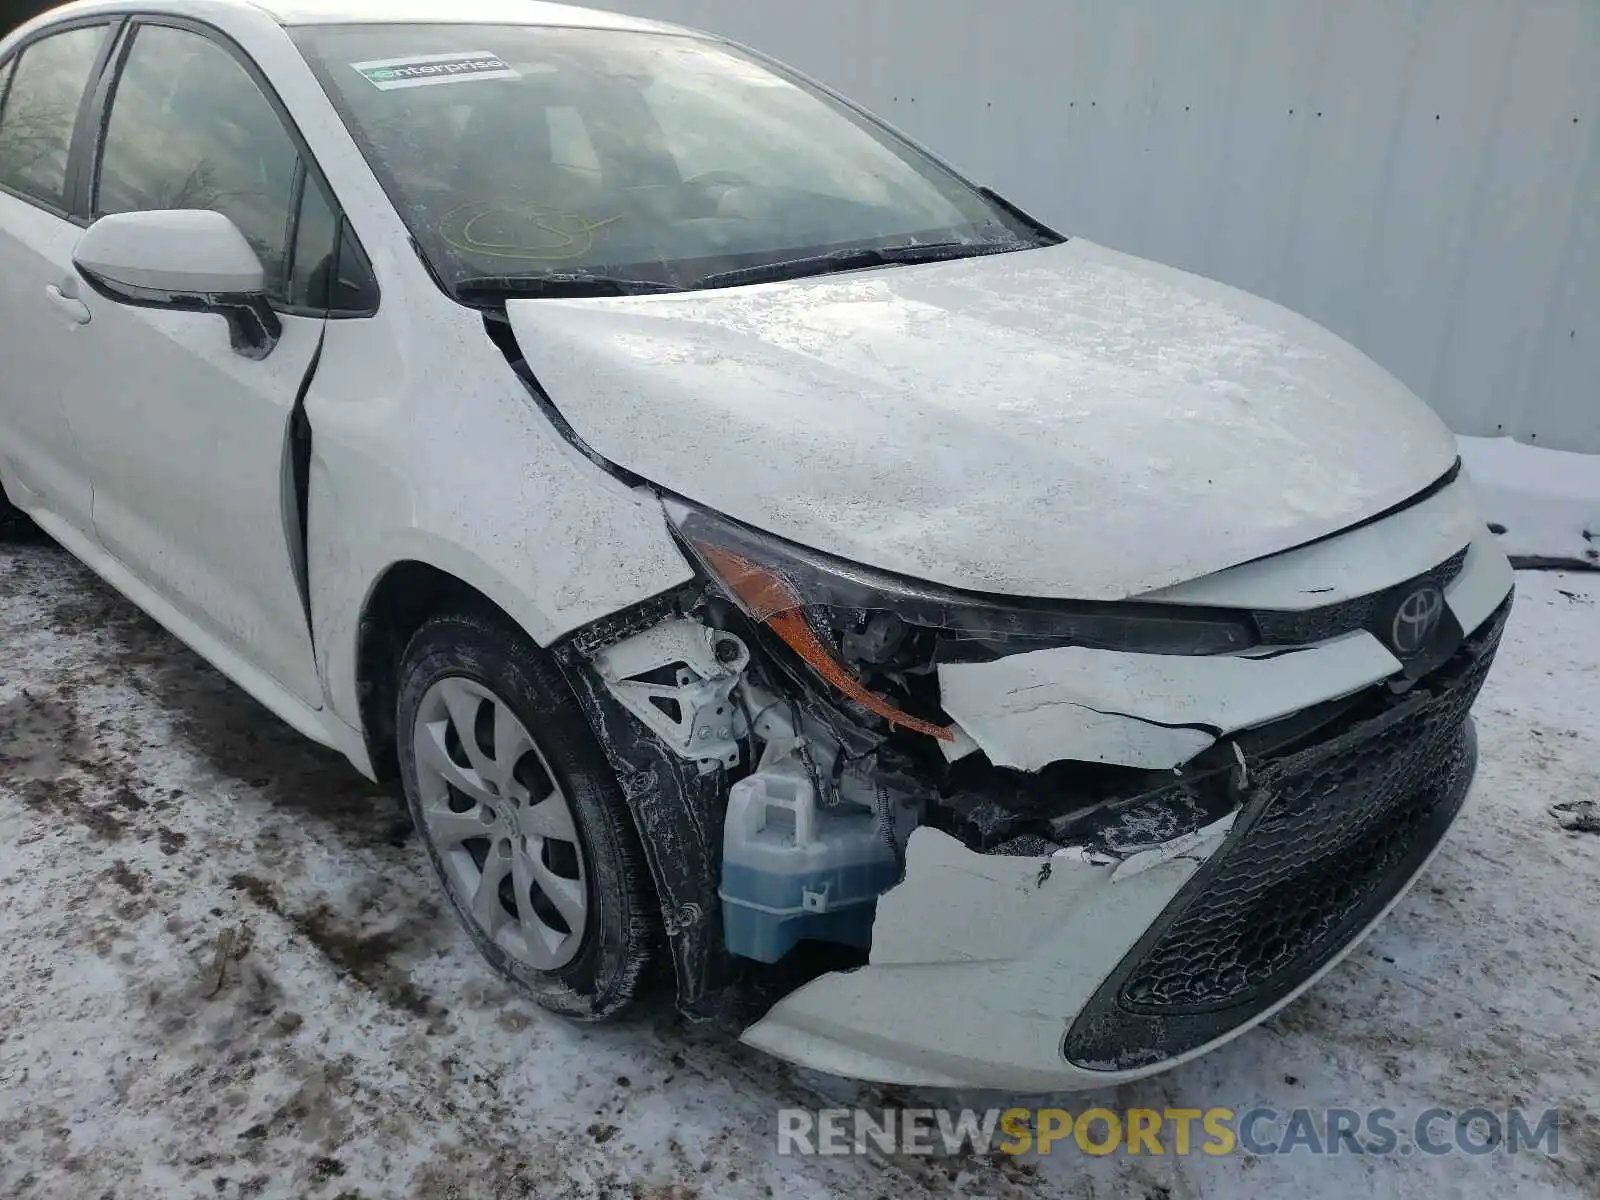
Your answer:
(616, 0), (1600, 453)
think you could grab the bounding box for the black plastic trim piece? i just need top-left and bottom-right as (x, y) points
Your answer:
(978, 185), (1066, 244)
(552, 604), (738, 1018)
(75, 265), (282, 358)
(282, 328), (323, 635)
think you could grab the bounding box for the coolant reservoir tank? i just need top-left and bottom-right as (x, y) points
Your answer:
(718, 770), (901, 963)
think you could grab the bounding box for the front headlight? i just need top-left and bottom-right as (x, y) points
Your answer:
(663, 499), (1258, 742)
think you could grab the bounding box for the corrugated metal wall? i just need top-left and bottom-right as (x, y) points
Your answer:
(617, 0), (1600, 452)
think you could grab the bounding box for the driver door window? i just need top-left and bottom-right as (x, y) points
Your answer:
(95, 24), (299, 297)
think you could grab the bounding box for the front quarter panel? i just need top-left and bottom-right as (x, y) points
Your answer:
(304, 282), (694, 739)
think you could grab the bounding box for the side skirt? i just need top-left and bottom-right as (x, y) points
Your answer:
(23, 505), (374, 778)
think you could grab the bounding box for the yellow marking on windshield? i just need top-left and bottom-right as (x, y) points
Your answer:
(438, 199), (625, 261)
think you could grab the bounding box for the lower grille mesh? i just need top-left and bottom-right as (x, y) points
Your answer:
(1063, 595), (1509, 1069)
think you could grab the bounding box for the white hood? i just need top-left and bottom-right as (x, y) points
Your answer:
(505, 239), (1458, 600)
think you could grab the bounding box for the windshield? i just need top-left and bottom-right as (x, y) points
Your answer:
(292, 23), (1054, 299)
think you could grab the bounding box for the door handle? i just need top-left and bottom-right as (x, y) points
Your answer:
(45, 283), (91, 325)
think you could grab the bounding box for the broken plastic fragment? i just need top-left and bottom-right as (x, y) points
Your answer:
(937, 633), (1400, 771)
(1108, 811), (1237, 883)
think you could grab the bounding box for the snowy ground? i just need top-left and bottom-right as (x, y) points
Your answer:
(1459, 436), (1600, 569)
(1, 537), (1597, 1200)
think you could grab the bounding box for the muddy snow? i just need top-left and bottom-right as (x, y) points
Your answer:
(1, 539), (1596, 1199)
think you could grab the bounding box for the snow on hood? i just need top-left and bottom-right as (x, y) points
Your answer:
(505, 239), (1459, 600)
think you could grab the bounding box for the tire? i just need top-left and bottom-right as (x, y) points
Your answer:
(0, 480), (38, 540)
(396, 606), (658, 1020)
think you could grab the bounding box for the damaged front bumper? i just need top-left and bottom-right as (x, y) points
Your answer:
(564, 474), (1513, 1085)
(936, 522), (1513, 773)
(740, 588), (1510, 1090)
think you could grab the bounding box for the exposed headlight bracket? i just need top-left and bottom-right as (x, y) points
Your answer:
(592, 618), (751, 772)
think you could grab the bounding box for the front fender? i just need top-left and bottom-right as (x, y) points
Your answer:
(301, 295), (694, 741)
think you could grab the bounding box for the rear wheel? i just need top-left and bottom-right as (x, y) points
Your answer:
(396, 607), (658, 1019)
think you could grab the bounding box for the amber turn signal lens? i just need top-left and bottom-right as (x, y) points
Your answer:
(696, 544), (803, 621)
(766, 611), (955, 742)
(693, 542), (955, 742)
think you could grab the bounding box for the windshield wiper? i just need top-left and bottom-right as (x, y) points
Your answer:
(690, 240), (1024, 290)
(453, 272), (681, 303)
(450, 240), (1029, 301)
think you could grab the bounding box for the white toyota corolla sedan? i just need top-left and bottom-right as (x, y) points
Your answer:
(0, 0), (1514, 1089)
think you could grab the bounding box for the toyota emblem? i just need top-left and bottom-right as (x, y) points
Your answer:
(1391, 586), (1445, 656)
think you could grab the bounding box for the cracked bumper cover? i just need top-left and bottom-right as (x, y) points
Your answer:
(738, 541), (1512, 1090)
(936, 523), (1512, 773)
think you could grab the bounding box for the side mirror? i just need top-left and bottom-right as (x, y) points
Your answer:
(73, 210), (281, 359)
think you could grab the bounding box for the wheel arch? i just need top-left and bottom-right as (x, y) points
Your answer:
(354, 557), (536, 784)
(348, 550), (718, 1012)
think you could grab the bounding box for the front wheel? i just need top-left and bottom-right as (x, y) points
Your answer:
(396, 607), (659, 1020)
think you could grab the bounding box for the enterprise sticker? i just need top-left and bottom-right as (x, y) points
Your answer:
(352, 51), (520, 90)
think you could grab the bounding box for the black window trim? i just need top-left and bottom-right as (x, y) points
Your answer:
(282, 164), (380, 317)
(283, 155), (311, 304)
(73, 11), (379, 317)
(329, 211), (380, 317)
(0, 46), (14, 115)
(0, 16), (122, 222)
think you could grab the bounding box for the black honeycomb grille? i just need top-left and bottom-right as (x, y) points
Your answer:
(1252, 545), (1469, 646)
(1119, 696), (1480, 1014)
(1062, 594), (1509, 1070)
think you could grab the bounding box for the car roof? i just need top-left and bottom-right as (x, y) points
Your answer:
(254, 0), (680, 30)
(13, 0), (686, 34)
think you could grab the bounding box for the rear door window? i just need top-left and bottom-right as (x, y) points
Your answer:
(0, 24), (108, 210)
